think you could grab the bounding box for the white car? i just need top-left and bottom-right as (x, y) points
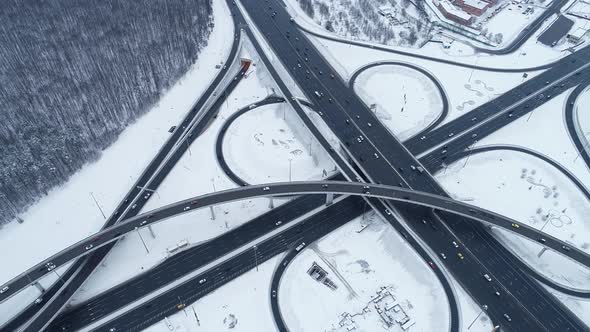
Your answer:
(199, 278), (207, 284)
(183, 206), (190, 211)
(483, 274), (492, 282)
(85, 244), (94, 250)
(275, 221), (283, 226)
(263, 186), (270, 191)
(0, 286), (9, 294)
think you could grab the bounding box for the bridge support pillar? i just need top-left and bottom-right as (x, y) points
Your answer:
(268, 197), (274, 209)
(325, 193), (334, 206)
(33, 281), (45, 293)
(209, 206), (216, 220)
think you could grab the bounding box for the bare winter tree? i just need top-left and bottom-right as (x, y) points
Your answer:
(0, 0), (214, 224)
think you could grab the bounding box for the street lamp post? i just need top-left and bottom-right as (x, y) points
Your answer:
(89, 192), (106, 219)
(288, 159), (292, 182)
(468, 305), (488, 330)
(574, 131), (590, 162)
(254, 245), (259, 271)
(136, 227), (149, 254)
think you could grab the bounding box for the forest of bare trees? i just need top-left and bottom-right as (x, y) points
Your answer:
(0, 0), (213, 224)
(296, 0), (431, 47)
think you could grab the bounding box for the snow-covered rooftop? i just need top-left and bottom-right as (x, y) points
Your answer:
(463, 0), (489, 10)
(439, 0), (472, 21)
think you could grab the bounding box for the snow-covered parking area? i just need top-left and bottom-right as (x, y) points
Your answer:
(353, 64), (444, 140)
(279, 214), (451, 332)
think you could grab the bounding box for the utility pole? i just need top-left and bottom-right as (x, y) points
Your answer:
(52, 269), (65, 285)
(468, 305), (487, 330)
(192, 306), (201, 326)
(89, 192), (106, 219)
(186, 138), (192, 156)
(136, 228), (149, 254)
(574, 131), (590, 162)
(210, 178), (217, 220)
(462, 149), (472, 168)
(254, 245), (259, 271)
(468, 54), (479, 83)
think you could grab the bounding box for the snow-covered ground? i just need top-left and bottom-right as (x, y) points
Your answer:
(435, 89), (590, 302)
(549, 286), (590, 326)
(481, 1), (546, 47)
(575, 85), (590, 153)
(0, 0), (234, 285)
(312, 36), (538, 125)
(223, 102), (336, 184)
(69, 41), (336, 304)
(353, 64), (444, 140)
(279, 213), (451, 332)
(452, 277), (494, 332)
(142, 257), (279, 332)
(286, 0), (576, 71)
(0, 0), (333, 320)
(285, 0), (431, 48)
(438, 149), (590, 288)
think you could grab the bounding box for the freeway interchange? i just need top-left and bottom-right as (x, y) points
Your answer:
(3, 0), (590, 331)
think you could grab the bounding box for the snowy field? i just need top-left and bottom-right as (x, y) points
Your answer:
(223, 102), (336, 184)
(479, 0), (549, 48)
(0, 0), (236, 321)
(437, 149), (590, 288)
(312, 36), (538, 125)
(69, 41), (336, 304)
(353, 64), (444, 140)
(435, 88), (590, 312)
(0, 0), (233, 284)
(286, 0), (576, 70)
(0, 0), (332, 320)
(279, 214), (451, 332)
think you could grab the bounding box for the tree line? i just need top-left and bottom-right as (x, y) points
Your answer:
(0, 0), (214, 225)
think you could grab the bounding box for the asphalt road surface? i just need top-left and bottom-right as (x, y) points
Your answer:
(238, 0), (588, 330)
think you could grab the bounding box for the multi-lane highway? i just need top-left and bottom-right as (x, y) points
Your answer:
(2, 27), (246, 332)
(48, 193), (334, 331)
(294, 3), (572, 72)
(5, 0), (590, 330)
(237, 0), (589, 330)
(4, 180), (588, 301)
(91, 197), (366, 332)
